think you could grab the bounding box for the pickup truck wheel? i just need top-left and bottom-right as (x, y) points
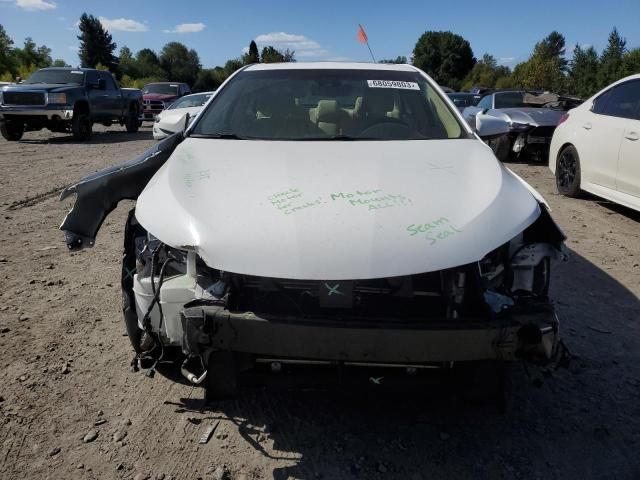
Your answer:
(125, 106), (140, 133)
(1, 122), (24, 141)
(204, 350), (237, 402)
(72, 113), (92, 141)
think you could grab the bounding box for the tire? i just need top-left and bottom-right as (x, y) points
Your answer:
(1, 122), (24, 141)
(204, 350), (237, 402)
(491, 135), (512, 162)
(125, 105), (140, 133)
(72, 113), (92, 141)
(555, 145), (582, 197)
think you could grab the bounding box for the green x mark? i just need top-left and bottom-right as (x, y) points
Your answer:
(324, 283), (344, 296)
(369, 377), (384, 385)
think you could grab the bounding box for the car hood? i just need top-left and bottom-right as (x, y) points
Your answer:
(143, 93), (176, 102)
(5, 84), (80, 92)
(135, 138), (541, 280)
(494, 107), (565, 127)
(156, 107), (203, 131)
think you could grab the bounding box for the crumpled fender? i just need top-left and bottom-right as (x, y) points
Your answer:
(59, 132), (183, 251)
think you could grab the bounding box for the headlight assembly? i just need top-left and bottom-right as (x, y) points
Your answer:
(47, 92), (67, 104)
(509, 122), (530, 131)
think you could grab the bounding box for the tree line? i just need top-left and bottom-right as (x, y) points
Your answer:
(1, 14), (638, 98)
(412, 29), (640, 98)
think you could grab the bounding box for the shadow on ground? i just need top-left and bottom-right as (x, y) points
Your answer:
(18, 128), (153, 145)
(160, 246), (640, 480)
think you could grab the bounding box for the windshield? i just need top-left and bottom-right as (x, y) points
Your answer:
(168, 93), (212, 110)
(25, 69), (85, 85)
(143, 84), (178, 95)
(191, 69), (466, 140)
(494, 92), (527, 109)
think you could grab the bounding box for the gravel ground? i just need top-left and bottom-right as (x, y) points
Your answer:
(1, 125), (639, 480)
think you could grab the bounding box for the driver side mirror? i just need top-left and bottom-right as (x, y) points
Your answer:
(475, 113), (509, 139)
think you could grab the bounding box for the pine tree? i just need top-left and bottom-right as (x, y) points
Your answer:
(77, 13), (118, 70)
(247, 40), (260, 64)
(597, 27), (627, 88)
(568, 45), (599, 98)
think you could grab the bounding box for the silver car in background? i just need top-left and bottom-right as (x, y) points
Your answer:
(463, 90), (582, 162)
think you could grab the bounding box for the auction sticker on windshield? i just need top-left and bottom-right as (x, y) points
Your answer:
(367, 80), (419, 90)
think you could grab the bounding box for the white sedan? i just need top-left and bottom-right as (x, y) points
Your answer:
(60, 63), (566, 401)
(549, 74), (640, 211)
(152, 91), (215, 140)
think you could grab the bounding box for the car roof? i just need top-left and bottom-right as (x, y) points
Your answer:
(243, 62), (417, 72)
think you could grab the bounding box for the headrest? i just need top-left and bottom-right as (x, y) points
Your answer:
(311, 99), (339, 124)
(363, 90), (395, 117)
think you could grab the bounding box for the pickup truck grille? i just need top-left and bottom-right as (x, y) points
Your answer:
(2, 91), (46, 106)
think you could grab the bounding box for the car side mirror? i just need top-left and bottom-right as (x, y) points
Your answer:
(476, 113), (509, 139)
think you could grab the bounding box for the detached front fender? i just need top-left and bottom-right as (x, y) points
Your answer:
(59, 132), (183, 251)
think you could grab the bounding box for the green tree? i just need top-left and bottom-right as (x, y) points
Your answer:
(77, 13), (118, 70)
(117, 46), (138, 78)
(15, 37), (52, 69)
(223, 58), (243, 76)
(159, 42), (201, 85)
(412, 31), (475, 90)
(194, 67), (226, 92)
(597, 27), (627, 88)
(534, 31), (568, 71)
(52, 59), (68, 67)
(462, 54), (511, 90)
(379, 56), (408, 64)
(135, 48), (164, 79)
(260, 46), (296, 63)
(242, 40), (260, 64)
(510, 31), (568, 92)
(0, 24), (18, 75)
(568, 45), (599, 98)
(622, 48), (640, 76)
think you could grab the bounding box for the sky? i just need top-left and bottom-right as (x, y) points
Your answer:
(2, 0), (639, 70)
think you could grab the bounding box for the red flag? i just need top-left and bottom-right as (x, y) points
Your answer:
(357, 24), (368, 44)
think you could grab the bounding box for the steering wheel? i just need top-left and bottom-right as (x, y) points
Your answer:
(359, 118), (410, 138)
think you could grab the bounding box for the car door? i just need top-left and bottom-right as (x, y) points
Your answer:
(86, 70), (109, 120)
(614, 80), (640, 199)
(100, 72), (122, 119)
(577, 86), (626, 190)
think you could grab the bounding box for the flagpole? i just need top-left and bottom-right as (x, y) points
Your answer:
(366, 41), (376, 63)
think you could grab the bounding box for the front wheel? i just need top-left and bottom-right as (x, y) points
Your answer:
(490, 135), (512, 162)
(1, 122), (24, 141)
(556, 145), (582, 197)
(72, 113), (92, 141)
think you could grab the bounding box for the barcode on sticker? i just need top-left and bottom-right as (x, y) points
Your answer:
(367, 80), (419, 90)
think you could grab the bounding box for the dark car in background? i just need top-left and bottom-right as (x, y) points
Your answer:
(447, 92), (481, 113)
(0, 67), (142, 141)
(141, 82), (191, 122)
(463, 90), (582, 162)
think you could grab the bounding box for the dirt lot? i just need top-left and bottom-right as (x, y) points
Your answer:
(1, 126), (639, 480)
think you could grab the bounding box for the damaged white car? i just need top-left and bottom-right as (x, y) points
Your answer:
(60, 63), (567, 401)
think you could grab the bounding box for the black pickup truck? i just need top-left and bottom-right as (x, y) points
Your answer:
(0, 67), (143, 141)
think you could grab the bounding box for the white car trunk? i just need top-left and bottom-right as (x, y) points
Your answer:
(135, 137), (541, 280)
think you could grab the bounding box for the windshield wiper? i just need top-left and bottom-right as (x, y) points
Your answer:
(297, 135), (377, 141)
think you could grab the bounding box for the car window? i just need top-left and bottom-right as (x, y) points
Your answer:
(477, 95), (492, 109)
(86, 70), (99, 86)
(494, 92), (525, 109)
(100, 72), (117, 91)
(192, 69), (468, 141)
(168, 93), (212, 109)
(599, 80), (640, 120)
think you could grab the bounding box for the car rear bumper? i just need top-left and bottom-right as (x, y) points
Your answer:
(180, 305), (559, 364)
(0, 107), (74, 121)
